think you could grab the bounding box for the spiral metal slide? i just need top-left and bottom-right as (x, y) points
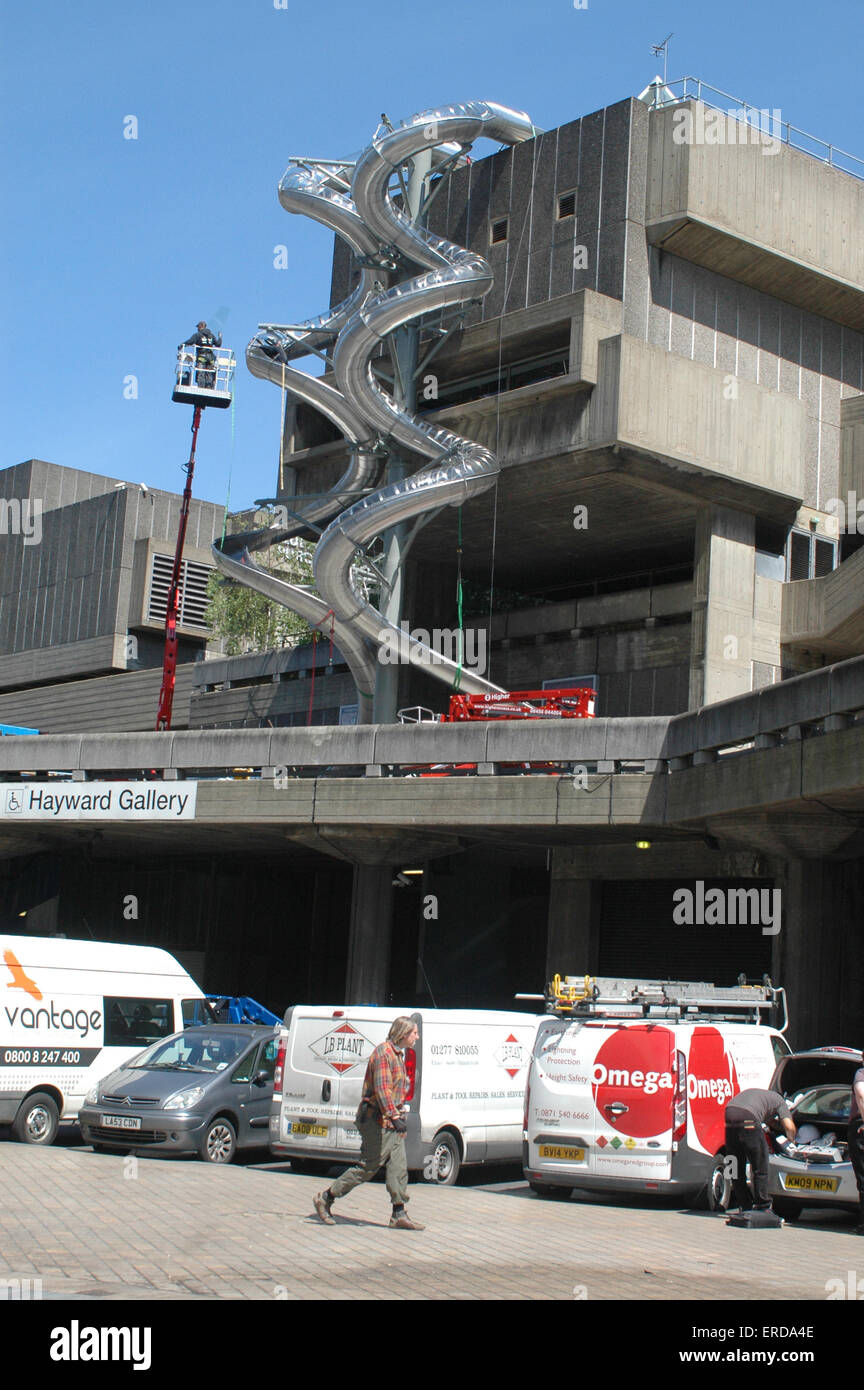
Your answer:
(212, 102), (538, 723)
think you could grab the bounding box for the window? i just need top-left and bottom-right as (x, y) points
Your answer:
(104, 996), (174, 1047)
(785, 529), (837, 582)
(490, 218), (509, 245)
(755, 549), (785, 581)
(557, 190), (577, 219)
(233, 1038), (277, 1084)
(182, 997), (217, 1027)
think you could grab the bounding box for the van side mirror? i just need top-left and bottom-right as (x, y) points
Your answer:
(252, 1069), (270, 1087)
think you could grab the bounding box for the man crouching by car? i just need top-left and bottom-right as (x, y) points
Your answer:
(724, 1087), (796, 1212)
(314, 1017), (424, 1230)
(849, 1058), (864, 1234)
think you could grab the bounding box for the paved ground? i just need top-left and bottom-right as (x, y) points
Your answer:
(1, 1137), (862, 1303)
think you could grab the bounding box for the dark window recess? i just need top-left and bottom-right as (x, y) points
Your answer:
(104, 996), (174, 1048)
(419, 350), (569, 413)
(599, 881), (774, 986)
(786, 529), (837, 581)
(788, 531), (811, 581)
(814, 537), (836, 577)
(557, 190), (576, 219)
(491, 218), (509, 244)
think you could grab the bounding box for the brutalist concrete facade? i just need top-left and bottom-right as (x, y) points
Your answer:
(0, 460), (225, 697)
(275, 92), (864, 1025)
(289, 95), (864, 720)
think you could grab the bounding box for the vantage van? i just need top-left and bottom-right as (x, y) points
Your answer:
(271, 1005), (542, 1183)
(0, 935), (208, 1145)
(523, 975), (790, 1208)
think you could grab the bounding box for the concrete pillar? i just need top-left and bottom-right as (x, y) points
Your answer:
(345, 864), (394, 1003)
(689, 506), (755, 707)
(778, 859), (864, 1050)
(546, 877), (602, 980)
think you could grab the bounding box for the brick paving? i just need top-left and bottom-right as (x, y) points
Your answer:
(1, 1143), (862, 1301)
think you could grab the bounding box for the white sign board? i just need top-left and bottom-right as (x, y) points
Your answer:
(1, 782), (198, 820)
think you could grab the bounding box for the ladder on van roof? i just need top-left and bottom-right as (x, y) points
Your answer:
(516, 973), (787, 1028)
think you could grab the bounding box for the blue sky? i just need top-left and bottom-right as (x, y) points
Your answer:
(2, 0), (862, 515)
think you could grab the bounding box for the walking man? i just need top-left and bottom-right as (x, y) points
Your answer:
(724, 1087), (796, 1212)
(314, 1016), (425, 1230)
(848, 1054), (864, 1234)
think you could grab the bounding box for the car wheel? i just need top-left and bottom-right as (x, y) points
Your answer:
(703, 1154), (732, 1212)
(529, 1183), (571, 1199)
(423, 1132), (461, 1185)
(199, 1117), (237, 1164)
(13, 1093), (60, 1146)
(772, 1199), (803, 1222)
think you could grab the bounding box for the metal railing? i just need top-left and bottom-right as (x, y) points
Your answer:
(174, 344), (236, 395)
(645, 76), (864, 182)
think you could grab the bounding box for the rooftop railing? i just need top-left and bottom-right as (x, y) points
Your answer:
(643, 75), (864, 182)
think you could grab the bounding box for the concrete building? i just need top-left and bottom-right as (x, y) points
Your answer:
(2, 86), (864, 1043)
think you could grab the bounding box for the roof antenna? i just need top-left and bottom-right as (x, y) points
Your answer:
(650, 32), (673, 85)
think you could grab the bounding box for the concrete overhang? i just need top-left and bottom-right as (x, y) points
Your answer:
(782, 546), (864, 658)
(589, 335), (803, 524)
(645, 102), (864, 332)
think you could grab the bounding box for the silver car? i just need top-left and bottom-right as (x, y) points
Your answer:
(79, 1025), (278, 1163)
(768, 1047), (863, 1221)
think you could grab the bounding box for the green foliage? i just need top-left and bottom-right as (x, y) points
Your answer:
(206, 534), (317, 656)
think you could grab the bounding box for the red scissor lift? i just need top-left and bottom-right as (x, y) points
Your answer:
(402, 687), (596, 776)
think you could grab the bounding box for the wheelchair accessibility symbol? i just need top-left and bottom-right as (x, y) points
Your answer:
(5, 789), (23, 814)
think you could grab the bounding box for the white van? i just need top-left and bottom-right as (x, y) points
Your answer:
(270, 1005), (541, 1184)
(523, 975), (790, 1208)
(0, 935), (208, 1145)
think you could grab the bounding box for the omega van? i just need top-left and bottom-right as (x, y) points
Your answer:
(522, 975), (790, 1207)
(0, 935), (208, 1145)
(271, 1005), (542, 1183)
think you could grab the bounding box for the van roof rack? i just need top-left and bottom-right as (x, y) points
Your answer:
(516, 973), (787, 1028)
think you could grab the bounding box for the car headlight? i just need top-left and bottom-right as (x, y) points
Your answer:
(164, 1087), (205, 1111)
(85, 1086), (99, 1105)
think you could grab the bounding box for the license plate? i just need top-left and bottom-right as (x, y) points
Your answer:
(783, 1174), (840, 1193)
(101, 1114), (142, 1131)
(539, 1145), (585, 1161)
(291, 1122), (328, 1138)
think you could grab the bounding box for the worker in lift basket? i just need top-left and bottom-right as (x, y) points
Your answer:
(723, 1087), (796, 1213)
(179, 320), (222, 389)
(313, 1017), (425, 1230)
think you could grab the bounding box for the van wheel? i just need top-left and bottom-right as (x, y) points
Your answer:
(199, 1117), (236, 1164)
(703, 1155), (732, 1211)
(529, 1183), (571, 1199)
(424, 1132), (461, 1185)
(13, 1093), (59, 1146)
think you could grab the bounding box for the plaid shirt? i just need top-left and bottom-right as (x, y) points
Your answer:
(360, 1039), (407, 1127)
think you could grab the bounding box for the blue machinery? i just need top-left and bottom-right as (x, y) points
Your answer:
(212, 102), (540, 723)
